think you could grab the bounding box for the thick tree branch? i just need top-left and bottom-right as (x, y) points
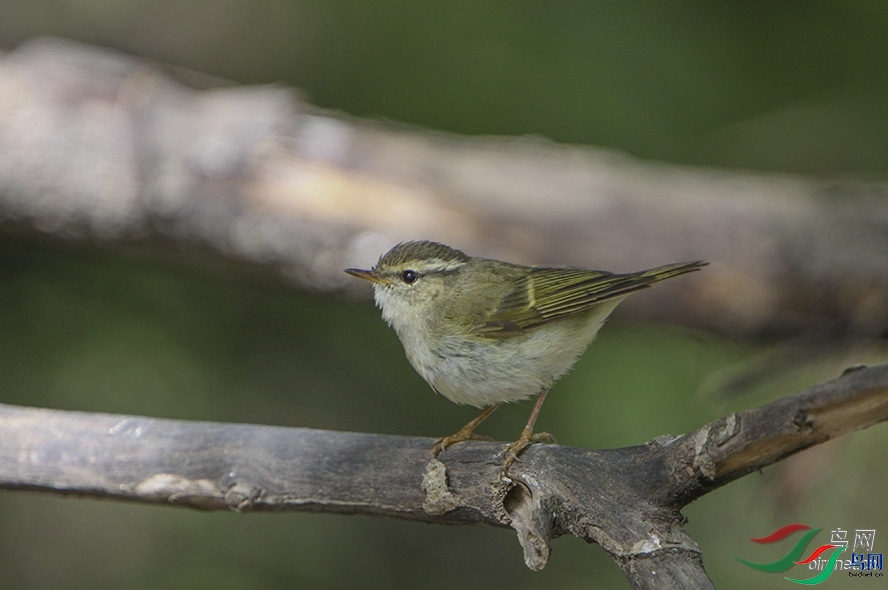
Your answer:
(664, 364), (888, 504)
(1, 364), (886, 588)
(2, 38), (888, 338)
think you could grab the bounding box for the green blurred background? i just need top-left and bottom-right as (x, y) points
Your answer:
(1, 2), (887, 588)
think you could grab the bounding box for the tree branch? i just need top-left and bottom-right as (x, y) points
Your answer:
(2, 38), (888, 338)
(2, 364), (886, 588)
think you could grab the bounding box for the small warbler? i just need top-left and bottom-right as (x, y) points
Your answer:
(346, 241), (706, 469)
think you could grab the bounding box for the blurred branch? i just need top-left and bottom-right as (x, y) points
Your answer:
(1, 38), (888, 338)
(1, 364), (886, 588)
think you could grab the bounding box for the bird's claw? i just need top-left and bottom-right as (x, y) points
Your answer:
(502, 431), (556, 473)
(431, 431), (494, 457)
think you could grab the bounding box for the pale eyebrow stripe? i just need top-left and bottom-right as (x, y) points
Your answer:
(421, 259), (467, 273)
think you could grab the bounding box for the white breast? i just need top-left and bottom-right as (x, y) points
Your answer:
(399, 300), (621, 408)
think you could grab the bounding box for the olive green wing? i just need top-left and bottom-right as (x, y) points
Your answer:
(473, 261), (706, 338)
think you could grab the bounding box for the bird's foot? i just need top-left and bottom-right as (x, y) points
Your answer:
(502, 430), (556, 473)
(431, 430), (494, 457)
(431, 404), (500, 457)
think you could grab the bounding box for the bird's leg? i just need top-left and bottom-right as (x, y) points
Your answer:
(432, 404), (501, 456)
(503, 388), (554, 471)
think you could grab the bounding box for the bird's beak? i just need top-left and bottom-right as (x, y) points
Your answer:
(344, 268), (388, 284)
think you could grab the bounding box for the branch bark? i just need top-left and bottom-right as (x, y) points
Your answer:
(2, 364), (886, 588)
(2, 38), (888, 338)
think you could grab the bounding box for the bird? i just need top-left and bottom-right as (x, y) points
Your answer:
(346, 240), (706, 470)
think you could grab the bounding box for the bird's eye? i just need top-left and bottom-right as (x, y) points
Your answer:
(401, 270), (419, 284)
